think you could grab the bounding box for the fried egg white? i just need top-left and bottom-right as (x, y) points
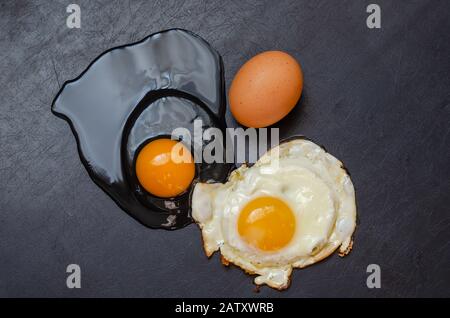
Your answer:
(192, 138), (356, 290)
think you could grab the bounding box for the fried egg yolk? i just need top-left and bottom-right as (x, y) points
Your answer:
(135, 138), (195, 198)
(238, 196), (296, 252)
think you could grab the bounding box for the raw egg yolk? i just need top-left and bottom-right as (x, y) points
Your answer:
(238, 196), (296, 252)
(135, 138), (195, 198)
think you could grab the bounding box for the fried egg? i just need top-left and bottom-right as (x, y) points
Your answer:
(192, 138), (356, 290)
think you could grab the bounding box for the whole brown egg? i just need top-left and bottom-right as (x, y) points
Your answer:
(229, 51), (303, 128)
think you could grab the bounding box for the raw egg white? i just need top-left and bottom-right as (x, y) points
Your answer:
(192, 138), (356, 290)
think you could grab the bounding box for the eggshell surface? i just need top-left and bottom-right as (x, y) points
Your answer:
(229, 51), (303, 128)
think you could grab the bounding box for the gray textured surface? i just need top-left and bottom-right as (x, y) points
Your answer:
(1, 0), (450, 297)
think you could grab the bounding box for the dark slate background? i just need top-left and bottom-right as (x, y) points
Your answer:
(1, 0), (449, 297)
